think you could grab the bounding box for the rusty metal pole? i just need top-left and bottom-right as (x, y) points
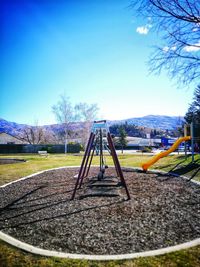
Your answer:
(78, 133), (95, 188)
(107, 133), (120, 176)
(85, 137), (97, 177)
(107, 132), (130, 200)
(71, 132), (94, 200)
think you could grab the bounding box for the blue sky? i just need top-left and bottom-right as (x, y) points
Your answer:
(0, 0), (194, 125)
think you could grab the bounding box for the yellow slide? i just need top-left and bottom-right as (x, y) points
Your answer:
(141, 136), (191, 171)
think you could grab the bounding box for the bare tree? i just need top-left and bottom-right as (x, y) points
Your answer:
(131, 0), (200, 86)
(17, 125), (44, 144)
(41, 128), (59, 144)
(75, 103), (99, 148)
(52, 128), (78, 144)
(52, 95), (75, 153)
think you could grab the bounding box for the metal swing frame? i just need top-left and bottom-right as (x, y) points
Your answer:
(71, 120), (130, 200)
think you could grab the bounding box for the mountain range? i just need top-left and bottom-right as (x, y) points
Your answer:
(0, 115), (184, 136)
(110, 115), (184, 130)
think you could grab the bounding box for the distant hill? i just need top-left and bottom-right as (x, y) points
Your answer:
(0, 115), (184, 136)
(0, 118), (84, 136)
(0, 118), (28, 135)
(108, 115), (184, 130)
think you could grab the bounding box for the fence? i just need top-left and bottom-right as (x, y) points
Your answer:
(0, 143), (82, 154)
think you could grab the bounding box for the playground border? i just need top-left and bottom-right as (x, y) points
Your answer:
(0, 166), (200, 261)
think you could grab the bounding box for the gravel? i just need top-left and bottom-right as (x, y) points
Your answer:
(0, 167), (200, 255)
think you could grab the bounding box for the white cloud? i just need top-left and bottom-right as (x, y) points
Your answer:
(162, 46), (176, 53)
(171, 46), (177, 51)
(163, 46), (170, 52)
(136, 24), (152, 35)
(183, 41), (200, 52)
(136, 26), (149, 34)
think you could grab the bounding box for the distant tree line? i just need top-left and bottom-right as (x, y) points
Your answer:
(109, 123), (164, 138)
(110, 123), (145, 138)
(16, 88), (200, 148)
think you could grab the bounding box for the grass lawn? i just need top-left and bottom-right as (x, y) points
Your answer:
(0, 153), (200, 267)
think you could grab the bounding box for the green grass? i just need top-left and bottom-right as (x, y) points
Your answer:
(0, 153), (200, 266)
(0, 154), (82, 186)
(0, 240), (200, 267)
(1, 153), (199, 185)
(0, 153), (148, 185)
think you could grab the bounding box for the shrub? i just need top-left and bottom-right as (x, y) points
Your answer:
(47, 146), (53, 153)
(141, 146), (152, 153)
(67, 142), (82, 153)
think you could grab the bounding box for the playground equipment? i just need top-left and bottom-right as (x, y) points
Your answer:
(71, 120), (130, 200)
(184, 123), (200, 162)
(142, 121), (200, 172)
(142, 136), (191, 171)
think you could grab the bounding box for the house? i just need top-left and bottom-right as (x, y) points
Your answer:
(126, 137), (162, 147)
(0, 132), (24, 144)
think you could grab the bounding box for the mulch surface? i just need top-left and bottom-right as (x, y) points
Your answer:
(0, 159), (26, 165)
(0, 167), (200, 255)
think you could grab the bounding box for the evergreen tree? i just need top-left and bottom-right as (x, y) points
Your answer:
(185, 85), (200, 123)
(118, 126), (128, 154)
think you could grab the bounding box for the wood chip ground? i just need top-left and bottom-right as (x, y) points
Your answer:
(0, 167), (200, 255)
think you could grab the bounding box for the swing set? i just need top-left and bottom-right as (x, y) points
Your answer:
(71, 120), (130, 200)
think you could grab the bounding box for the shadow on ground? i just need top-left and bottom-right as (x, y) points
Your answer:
(155, 155), (200, 181)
